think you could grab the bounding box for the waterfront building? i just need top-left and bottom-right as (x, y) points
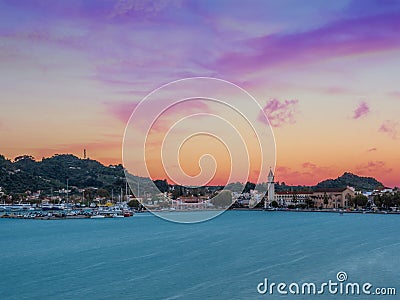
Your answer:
(274, 191), (314, 207)
(264, 169), (356, 209)
(312, 187), (355, 208)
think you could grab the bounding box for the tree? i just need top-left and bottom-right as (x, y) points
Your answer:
(211, 190), (232, 208)
(84, 188), (96, 204)
(305, 197), (314, 208)
(392, 192), (400, 208)
(373, 195), (382, 208)
(271, 200), (279, 208)
(14, 155), (35, 162)
(354, 194), (368, 208)
(244, 181), (256, 193)
(345, 193), (353, 208)
(323, 192), (329, 208)
(154, 179), (169, 193)
(128, 199), (141, 209)
(171, 188), (180, 199)
(292, 192), (298, 207)
(97, 188), (109, 198)
(381, 193), (393, 209)
(1, 193), (8, 203)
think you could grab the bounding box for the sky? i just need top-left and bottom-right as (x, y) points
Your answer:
(1, 0), (400, 187)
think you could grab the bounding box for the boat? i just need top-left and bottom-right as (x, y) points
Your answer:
(53, 204), (65, 211)
(123, 211), (132, 217)
(90, 214), (105, 219)
(41, 203), (65, 211)
(11, 203), (32, 211)
(112, 213), (124, 218)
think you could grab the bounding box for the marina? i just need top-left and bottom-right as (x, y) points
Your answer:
(0, 203), (134, 220)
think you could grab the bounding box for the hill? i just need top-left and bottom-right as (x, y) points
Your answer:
(0, 154), (386, 194)
(0, 154), (131, 194)
(314, 172), (383, 191)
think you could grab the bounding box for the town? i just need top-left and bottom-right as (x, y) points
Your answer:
(1, 166), (400, 219)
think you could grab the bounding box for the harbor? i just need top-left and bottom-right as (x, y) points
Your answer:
(0, 203), (135, 220)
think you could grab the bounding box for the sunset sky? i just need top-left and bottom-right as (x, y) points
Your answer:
(1, 0), (400, 187)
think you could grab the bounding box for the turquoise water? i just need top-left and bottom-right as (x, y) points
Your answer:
(0, 211), (399, 299)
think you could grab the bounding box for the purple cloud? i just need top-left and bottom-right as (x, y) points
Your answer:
(110, 0), (182, 19)
(215, 12), (400, 74)
(353, 101), (370, 119)
(379, 120), (399, 139)
(259, 98), (299, 128)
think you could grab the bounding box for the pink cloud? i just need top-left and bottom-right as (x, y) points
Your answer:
(356, 161), (392, 174)
(387, 91), (400, 99)
(302, 162), (317, 169)
(275, 163), (335, 186)
(104, 98), (212, 129)
(321, 86), (352, 95)
(353, 101), (370, 119)
(147, 99), (213, 133)
(367, 147), (377, 152)
(104, 101), (139, 124)
(259, 98), (299, 128)
(379, 120), (399, 139)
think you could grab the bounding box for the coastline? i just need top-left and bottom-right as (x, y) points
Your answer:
(2, 207), (399, 220)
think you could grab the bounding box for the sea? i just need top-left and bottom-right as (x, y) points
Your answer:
(0, 211), (399, 299)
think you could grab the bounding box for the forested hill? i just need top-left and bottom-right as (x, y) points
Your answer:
(0, 154), (128, 193)
(0, 154), (385, 194)
(315, 172), (384, 191)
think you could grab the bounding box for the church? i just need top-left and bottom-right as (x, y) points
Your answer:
(264, 169), (355, 209)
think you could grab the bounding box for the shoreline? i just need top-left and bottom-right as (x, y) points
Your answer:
(1, 207), (399, 220)
(231, 208), (399, 214)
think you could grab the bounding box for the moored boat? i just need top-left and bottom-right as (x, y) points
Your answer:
(90, 214), (105, 219)
(112, 213), (124, 218)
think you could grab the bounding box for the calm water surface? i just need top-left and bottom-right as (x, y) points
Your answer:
(0, 211), (399, 299)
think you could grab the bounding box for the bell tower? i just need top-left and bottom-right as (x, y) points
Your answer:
(266, 168), (275, 209)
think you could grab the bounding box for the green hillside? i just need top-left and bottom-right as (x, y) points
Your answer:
(0, 154), (130, 194)
(315, 172), (384, 191)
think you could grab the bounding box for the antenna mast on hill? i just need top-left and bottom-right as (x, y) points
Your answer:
(83, 149), (87, 159)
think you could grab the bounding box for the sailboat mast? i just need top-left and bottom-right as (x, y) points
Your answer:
(66, 179), (69, 204)
(125, 180), (128, 202)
